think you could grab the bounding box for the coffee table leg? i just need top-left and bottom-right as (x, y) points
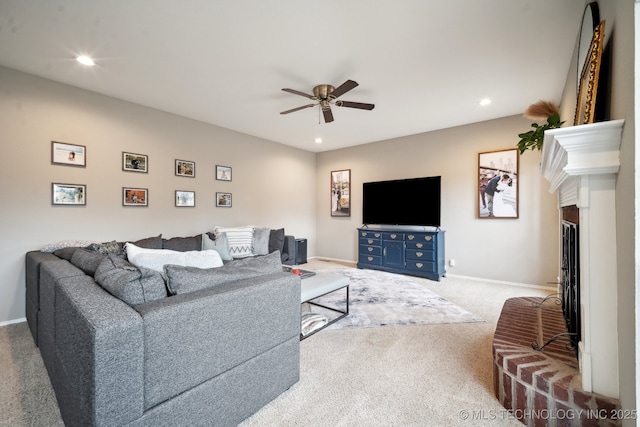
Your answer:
(300, 286), (349, 340)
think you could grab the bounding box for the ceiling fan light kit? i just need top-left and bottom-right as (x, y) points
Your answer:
(280, 79), (375, 123)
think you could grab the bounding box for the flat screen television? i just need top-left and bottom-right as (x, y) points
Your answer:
(362, 176), (441, 227)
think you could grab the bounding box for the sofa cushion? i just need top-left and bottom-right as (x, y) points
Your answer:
(94, 255), (167, 305)
(132, 234), (163, 249)
(214, 226), (254, 258)
(252, 227), (270, 256)
(70, 248), (106, 276)
(269, 228), (285, 254)
(52, 247), (81, 260)
(201, 233), (232, 261)
(162, 235), (201, 252)
(125, 243), (223, 272)
(163, 251), (283, 295)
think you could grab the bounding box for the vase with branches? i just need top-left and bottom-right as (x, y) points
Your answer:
(517, 101), (565, 154)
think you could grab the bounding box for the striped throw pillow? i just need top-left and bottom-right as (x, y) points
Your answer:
(214, 226), (254, 258)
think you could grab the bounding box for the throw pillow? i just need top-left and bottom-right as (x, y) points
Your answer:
(131, 234), (163, 249)
(213, 226), (254, 258)
(201, 232), (232, 261)
(252, 227), (270, 256)
(269, 228), (285, 254)
(86, 240), (124, 257)
(70, 248), (106, 276)
(124, 242), (223, 272)
(41, 240), (97, 253)
(164, 251), (283, 295)
(94, 255), (167, 306)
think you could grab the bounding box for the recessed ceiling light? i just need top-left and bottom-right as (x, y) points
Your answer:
(315, 138), (322, 144)
(76, 55), (95, 66)
(479, 98), (492, 106)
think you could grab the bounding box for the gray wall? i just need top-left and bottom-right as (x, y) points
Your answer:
(0, 66), (317, 323)
(316, 115), (560, 286)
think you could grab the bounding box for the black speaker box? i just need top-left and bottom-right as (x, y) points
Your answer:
(295, 238), (307, 264)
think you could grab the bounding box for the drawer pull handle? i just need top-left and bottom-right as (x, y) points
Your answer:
(368, 256), (373, 262)
(374, 233), (381, 238)
(361, 232), (366, 236)
(416, 243), (423, 248)
(368, 239), (374, 244)
(390, 234), (397, 239)
(368, 247), (373, 252)
(407, 235), (415, 240)
(416, 263), (423, 268)
(425, 236), (432, 242)
(416, 252), (423, 257)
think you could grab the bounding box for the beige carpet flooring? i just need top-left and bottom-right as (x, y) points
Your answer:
(0, 259), (551, 426)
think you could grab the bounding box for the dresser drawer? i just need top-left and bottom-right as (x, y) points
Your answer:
(406, 249), (436, 261)
(359, 236), (382, 247)
(359, 254), (382, 265)
(382, 232), (404, 241)
(360, 245), (382, 256)
(359, 230), (383, 240)
(406, 260), (437, 273)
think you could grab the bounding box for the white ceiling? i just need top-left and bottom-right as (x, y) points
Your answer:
(0, 0), (586, 152)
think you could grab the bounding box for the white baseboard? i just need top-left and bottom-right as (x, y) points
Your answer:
(0, 317), (26, 327)
(445, 273), (557, 292)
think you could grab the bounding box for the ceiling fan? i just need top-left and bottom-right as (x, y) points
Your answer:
(280, 79), (375, 123)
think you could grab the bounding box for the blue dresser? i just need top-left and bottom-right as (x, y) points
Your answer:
(357, 228), (446, 281)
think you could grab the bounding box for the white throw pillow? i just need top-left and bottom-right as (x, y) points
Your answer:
(213, 226), (254, 258)
(124, 242), (223, 272)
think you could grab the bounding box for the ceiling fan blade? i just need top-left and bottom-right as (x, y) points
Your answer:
(330, 80), (358, 99)
(338, 101), (375, 110)
(323, 107), (334, 123)
(280, 104), (316, 115)
(282, 88), (315, 99)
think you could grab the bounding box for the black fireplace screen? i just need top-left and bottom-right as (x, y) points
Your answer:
(562, 220), (580, 357)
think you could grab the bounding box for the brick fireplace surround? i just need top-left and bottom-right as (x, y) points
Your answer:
(493, 297), (621, 426)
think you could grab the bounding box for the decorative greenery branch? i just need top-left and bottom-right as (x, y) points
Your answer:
(517, 114), (564, 154)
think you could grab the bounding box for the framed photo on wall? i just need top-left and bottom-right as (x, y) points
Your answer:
(51, 141), (86, 167)
(478, 149), (519, 219)
(331, 169), (351, 217)
(175, 190), (195, 207)
(216, 165), (232, 181)
(123, 187), (148, 206)
(52, 183), (86, 205)
(216, 192), (232, 207)
(175, 159), (195, 177)
(123, 152), (148, 173)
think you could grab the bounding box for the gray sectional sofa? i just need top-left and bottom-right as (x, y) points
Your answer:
(25, 230), (301, 427)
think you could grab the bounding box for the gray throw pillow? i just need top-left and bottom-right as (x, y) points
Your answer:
(94, 255), (167, 305)
(164, 251), (282, 295)
(132, 234), (163, 249)
(70, 248), (106, 276)
(201, 232), (232, 261)
(86, 240), (123, 256)
(253, 227), (270, 256)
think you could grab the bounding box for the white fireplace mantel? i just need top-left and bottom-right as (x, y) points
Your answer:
(540, 119), (624, 399)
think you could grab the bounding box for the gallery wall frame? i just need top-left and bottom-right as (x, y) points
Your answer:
(52, 183), (86, 205)
(331, 169), (351, 217)
(123, 152), (148, 173)
(216, 165), (232, 181)
(175, 159), (195, 177)
(478, 149), (519, 219)
(216, 192), (232, 207)
(175, 190), (195, 207)
(52, 141), (86, 167)
(123, 187), (148, 206)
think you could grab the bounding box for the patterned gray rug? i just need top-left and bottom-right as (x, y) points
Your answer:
(308, 268), (484, 330)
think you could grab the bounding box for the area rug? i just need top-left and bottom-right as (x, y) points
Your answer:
(307, 268), (484, 330)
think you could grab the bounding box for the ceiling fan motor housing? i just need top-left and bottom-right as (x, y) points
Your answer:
(313, 84), (335, 100)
